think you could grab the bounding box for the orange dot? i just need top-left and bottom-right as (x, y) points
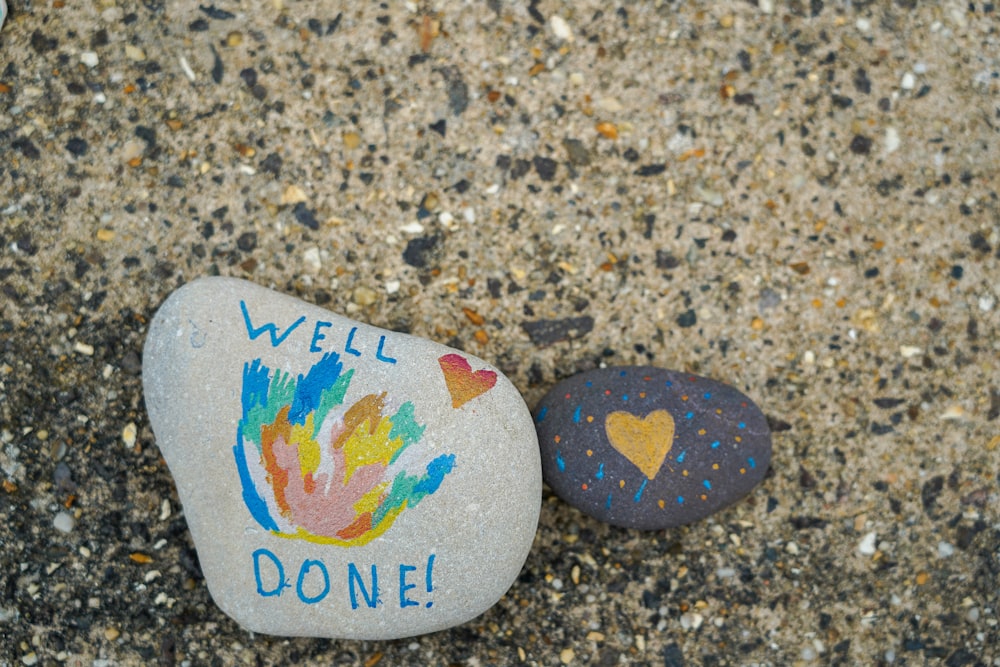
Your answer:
(698, 429), (706, 436)
(682, 470), (689, 477)
(658, 500), (665, 509)
(581, 483), (588, 490)
(639, 392), (646, 398)
(735, 436), (742, 442)
(619, 480), (625, 488)
(740, 468), (746, 474)
(586, 449), (593, 457)
(587, 415), (594, 423)
(681, 395), (689, 401)
(605, 390), (611, 395)
(712, 463), (719, 470)
(716, 409), (722, 414)
(643, 376), (651, 381)
(701, 494), (707, 501)
(554, 435), (561, 443)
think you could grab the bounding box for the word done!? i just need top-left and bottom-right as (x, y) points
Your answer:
(253, 549), (437, 610)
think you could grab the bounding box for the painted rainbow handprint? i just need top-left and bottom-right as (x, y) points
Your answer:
(234, 352), (455, 546)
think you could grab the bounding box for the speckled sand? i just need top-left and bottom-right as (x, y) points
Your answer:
(1, 1), (998, 664)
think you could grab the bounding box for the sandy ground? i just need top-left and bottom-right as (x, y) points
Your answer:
(1, 1), (999, 665)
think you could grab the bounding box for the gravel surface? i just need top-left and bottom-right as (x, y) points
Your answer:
(1, 1), (999, 665)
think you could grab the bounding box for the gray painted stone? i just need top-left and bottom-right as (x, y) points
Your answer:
(143, 277), (541, 639)
(534, 366), (771, 530)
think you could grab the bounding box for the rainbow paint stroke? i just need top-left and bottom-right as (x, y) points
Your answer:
(234, 352), (455, 547)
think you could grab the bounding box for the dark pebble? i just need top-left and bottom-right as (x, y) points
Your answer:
(292, 203), (319, 230)
(676, 309), (697, 328)
(635, 163), (666, 176)
(521, 316), (594, 346)
(533, 156), (558, 181)
(429, 119), (446, 137)
(402, 235), (440, 268)
(66, 137), (88, 156)
(849, 135), (872, 155)
(239, 67), (258, 88)
(562, 138), (591, 166)
(236, 232), (257, 252)
(533, 366), (772, 530)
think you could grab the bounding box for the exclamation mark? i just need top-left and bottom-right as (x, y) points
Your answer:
(424, 554), (435, 608)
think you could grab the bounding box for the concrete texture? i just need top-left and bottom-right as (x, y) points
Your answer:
(1, 0), (998, 664)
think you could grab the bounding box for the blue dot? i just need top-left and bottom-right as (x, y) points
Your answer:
(676, 450), (686, 463)
(622, 394), (629, 401)
(685, 411), (694, 419)
(748, 457), (756, 468)
(556, 452), (565, 472)
(665, 381), (673, 387)
(585, 381), (593, 387)
(536, 407), (548, 423)
(711, 440), (720, 449)
(738, 422), (746, 429)
(619, 370), (627, 377)
(704, 392), (712, 400)
(677, 496), (684, 504)
(703, 480), (712, 490)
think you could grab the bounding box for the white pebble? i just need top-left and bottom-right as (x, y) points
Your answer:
(80, 52), (100, 68)
(53, 511), (75, 534)
(549, 15), (573, 42)
(438, 211), (454, 226)
(302, 247), (321, 272)
(159, 498), (171, 521)
(899, 345), (922, 358)
(122, 422), (137, 449)
(967, 607), (980, 622)
(913, 62), (928, 74)
(399, 221), (424, 234)
(385, 280), (400, 295)
(462, 207), (476, 224)
(858, 531), (877, 556)
(979, 295), (995, 312)
(73, 341), (95, 356)
(855, 17), (871, 32)
(900, 72), (916, 90)
(884, 127), (901, 153)
(937, 541), (955, 558)
(759, 0), (774, 14)
(716, 567), (736, 578)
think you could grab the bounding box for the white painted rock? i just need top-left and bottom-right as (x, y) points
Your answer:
(142, 277), (541, 639)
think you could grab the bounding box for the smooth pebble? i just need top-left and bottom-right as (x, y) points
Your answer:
(533, 366), (771, 530)
(143, 277), (541, 639)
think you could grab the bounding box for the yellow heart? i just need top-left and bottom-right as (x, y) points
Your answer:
(604, 410), (675, 480)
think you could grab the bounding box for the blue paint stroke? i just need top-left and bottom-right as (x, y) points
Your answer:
(536, 406), (548, 423)
(595, 463), (605, 480)
(573, 406), (582, 423)
(738, 421), (746, 429)
(233, 426), (279, 533)
(685, 411), (694, 419)
(289, 352), (344, 425)
(633, 479), (648, 503)
(711, 440), (720, 449)
(677, 496), (685, 504)
(676, 450), (686, 463)
(622, 394), (629, 401)
(556, 451), (565, 472)
(605, 494), (612, 510)
(703, 480), (712, 490)
(748, 457), (756, 468)
(240, 300), (305, 347)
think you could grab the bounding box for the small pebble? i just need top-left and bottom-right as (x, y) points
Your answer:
(858, 531), (877, 556)
(80, 52), (100, 68)
(900, 72), (916, 90)
(53, 511), (75, 533)
(73, 341), (95, 356)
(534, 366), (771, 530)
(937, 541), (955, 558)
(122, 422), (137, 448)
(549, 15), (573, 42)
